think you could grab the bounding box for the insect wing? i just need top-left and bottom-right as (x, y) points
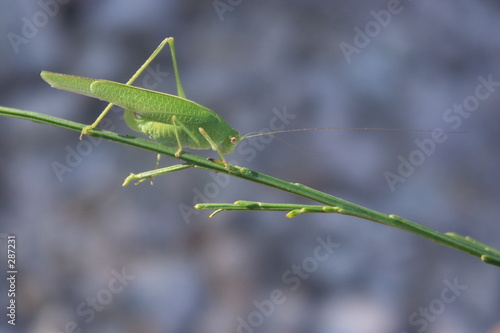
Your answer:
(40, 71), (100, 99)
(89, 80), (220, 127)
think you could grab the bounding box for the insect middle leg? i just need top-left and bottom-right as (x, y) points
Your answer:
(170, 115), (202, 157)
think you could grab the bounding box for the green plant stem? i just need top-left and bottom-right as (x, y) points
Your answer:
(1, 106), (499, 267)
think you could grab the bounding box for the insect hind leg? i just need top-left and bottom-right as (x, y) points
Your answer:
(82, 37), (185, 137)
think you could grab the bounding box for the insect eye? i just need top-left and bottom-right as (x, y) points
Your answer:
(230, 137), (237, 144)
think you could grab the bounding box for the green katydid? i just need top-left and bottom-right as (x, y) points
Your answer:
(41, 37), (241, 183)
(41, 37), (457, 185)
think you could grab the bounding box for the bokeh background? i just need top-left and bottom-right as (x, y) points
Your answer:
(1, 1), (500, 332)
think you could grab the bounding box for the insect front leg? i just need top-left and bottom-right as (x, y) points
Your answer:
(198, 128), (231, 171)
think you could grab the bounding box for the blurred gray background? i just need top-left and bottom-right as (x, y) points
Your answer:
(1, 1), (500, 332)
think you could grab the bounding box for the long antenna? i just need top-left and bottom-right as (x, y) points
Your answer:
(242, 127), (466, 139)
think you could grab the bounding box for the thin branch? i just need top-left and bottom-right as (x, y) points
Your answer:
(1, 106), (499, 267)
